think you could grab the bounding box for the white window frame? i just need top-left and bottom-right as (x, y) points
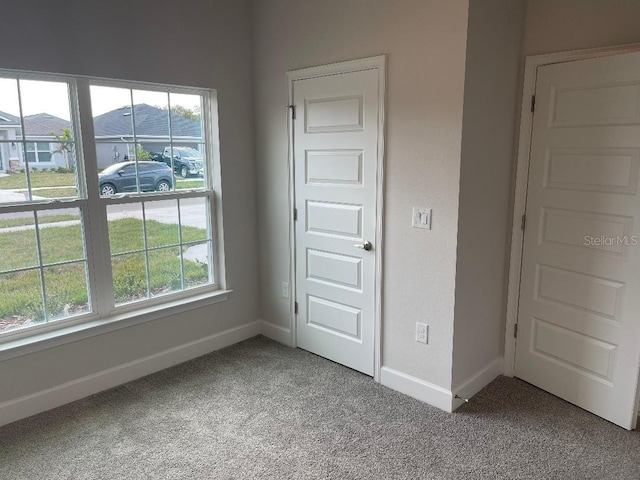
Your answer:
(0, 70), (228, 351)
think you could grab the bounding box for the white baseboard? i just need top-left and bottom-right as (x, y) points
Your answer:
(0, 320), (261, 427)
(451, 356), (503, 411)
(259, 319), (292, 346)
(380, 366), (453, 413)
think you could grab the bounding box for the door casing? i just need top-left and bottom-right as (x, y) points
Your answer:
(286, 56), (386, 382)
(504, 43), (640, 427)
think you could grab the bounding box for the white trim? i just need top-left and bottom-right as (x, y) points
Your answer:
(380, 367), (453, 413)
(259, 319), (293, 346)
(0, 319), (259, 427)
(286, 55), (386, 381)
(452, 357), (503, 411)
(504, 43), (640, 377)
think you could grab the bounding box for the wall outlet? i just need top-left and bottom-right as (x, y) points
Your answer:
(282, 282), (290, 299)
(416, 322), (428, 344)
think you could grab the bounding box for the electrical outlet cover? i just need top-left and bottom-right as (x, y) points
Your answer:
(416, 322), (428, 344)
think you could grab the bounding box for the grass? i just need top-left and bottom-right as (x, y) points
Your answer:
(176, 180), (205, 189)
(30, 188), (78, 198)
(0, 218), (209, 323)
(0, 214), (79, 229)
(0, 172), (76, 189)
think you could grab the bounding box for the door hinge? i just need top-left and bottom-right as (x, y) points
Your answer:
(514, 323), (518, 338)
(294, 301), (298, 314)
(293, 208), (298, 221)
(530, 95), (536, 113)
(521, 214), (527, 231)
(288, 104), (296, 120)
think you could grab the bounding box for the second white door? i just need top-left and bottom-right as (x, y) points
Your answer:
(292, 63), (382, 376)
(515, 51), (640, 429)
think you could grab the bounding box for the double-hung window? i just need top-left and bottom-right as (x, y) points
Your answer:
(0, 72), (221, 339)
(25, 142), (52, 164)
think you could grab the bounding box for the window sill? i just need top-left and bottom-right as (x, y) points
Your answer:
(0, 289), (232, 362)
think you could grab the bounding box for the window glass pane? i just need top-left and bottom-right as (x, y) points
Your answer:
(18, 79), (72, 142)
(169, 93), (203, 141)
(0, 77), (21, 120)
(91, 86), (133, 137)
(37, 209), (84, 265)
(17, 144), (79, 199)
(145, 199), (179, 248)
(148, 246), (181, 297)
(44, 262), (89, 321)
(0, 145), (28, 202)
(180, 197), (208, 242)
(0, 78), (79, 201)
(171, 144), (205, 186)
(0, 269), (45, 332)
(0, 212), (38, 271)
(107, 204), (144, 254)
(132, 90), (170, 143)
(112, 252), (148, 305)
(95, 141), (134, 171)
(97, 143), (137, 196)
(136, 144), (173, 193)
(183, 241), (210, 289)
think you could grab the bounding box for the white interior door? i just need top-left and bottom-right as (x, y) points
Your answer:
(515, 51), (640, 429)
(292, 66), (381, 376)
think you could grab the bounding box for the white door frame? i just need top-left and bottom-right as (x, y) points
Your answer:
(286, 55), (386, 381)
(504, 43), (640, 383)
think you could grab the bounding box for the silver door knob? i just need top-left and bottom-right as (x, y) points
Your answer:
(354, 241), (373, 251)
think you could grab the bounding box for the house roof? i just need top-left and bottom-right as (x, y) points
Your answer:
(92, 104), (201, 138)
(0, 110), (20, 125)
(23, 113), (70, 136)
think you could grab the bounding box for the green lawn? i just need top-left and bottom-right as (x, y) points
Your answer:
(176, 180), (205, 189)
(31, 188), (78, 198)
(0, 218), (209, 323)
(0, 214), (79, 229)
(0, 172), (76, 189)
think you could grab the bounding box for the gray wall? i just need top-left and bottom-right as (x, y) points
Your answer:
(253, 0), (470, 388)
(523, 0), (640, 56)
(0, 0), (258, 404)
(452, 0), (525, 387)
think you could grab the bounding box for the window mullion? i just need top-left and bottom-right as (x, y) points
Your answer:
(75, 78), (115, 317)
(177, 198), (185, 290)
(141, 202), (152, 298)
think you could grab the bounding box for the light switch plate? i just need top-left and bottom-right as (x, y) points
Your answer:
(412, 207), (432, 229)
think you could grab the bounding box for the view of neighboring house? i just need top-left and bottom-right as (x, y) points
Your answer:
(0, 111), (71, 171)
(0, 104), (201, 171)
(92, 104), (202, 169)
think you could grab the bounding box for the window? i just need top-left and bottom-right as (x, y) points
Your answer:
(0, 71), (220, 338)
(26, 142), (53, 163)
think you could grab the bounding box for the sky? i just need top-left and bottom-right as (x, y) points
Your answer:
(0, 78), (201, 121)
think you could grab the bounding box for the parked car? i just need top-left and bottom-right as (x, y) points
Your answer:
(154, 146), (204, 178)
(98, 161), (173, 196)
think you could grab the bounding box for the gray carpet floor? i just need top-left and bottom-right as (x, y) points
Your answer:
(1, 336), (639, 480)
